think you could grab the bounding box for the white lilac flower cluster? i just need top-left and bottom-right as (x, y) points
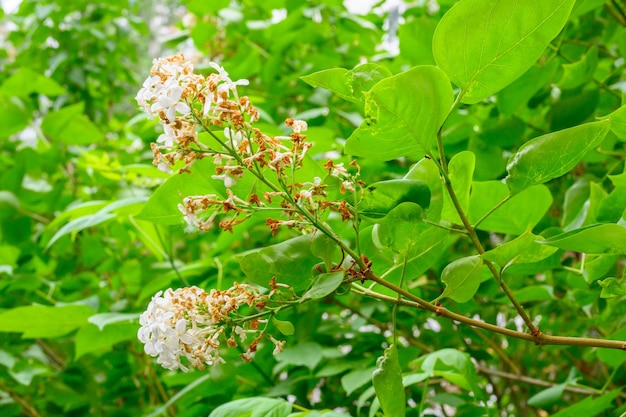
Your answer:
(137, 284), (282, 372)
(136, 54), (361, 236)
(135, 53), (256, 174)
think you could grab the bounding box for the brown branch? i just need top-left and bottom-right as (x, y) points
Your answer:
(358, 276), (626, 351)
(0, 382), (41, 417)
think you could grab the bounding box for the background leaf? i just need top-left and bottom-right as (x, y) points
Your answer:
(74, 323), (138, 359)
(345, 66), (453, 160)
(433, 0), (576, 103)
(550, 389), (620, 417)
(209, 397), (292, 417)
(301, 63), (392, 103)
(357, 179), (430, 220)
(468, 182), (553, 234)
(372, 345), (405, 417)
(506, 120), (610, 193)
(539, 224), (626, 254)
(301, 272), (345, 301)
(135, 159), (216, 225)
(0, 305), (94, 338)
(237, 234), (326, 292)
(438, 255), (483, 303)
(42, 103), (105, 145)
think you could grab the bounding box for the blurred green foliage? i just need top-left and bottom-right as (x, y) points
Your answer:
(2, 0), (626, 416)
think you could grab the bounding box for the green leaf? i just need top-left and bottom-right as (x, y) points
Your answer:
(276, 341), (323, 370)
(301, 272), (344, 301)
(41, 103), (105, 145)
(237, 234), (328, 292)
(548, 88), (599, 131)
(398, 16), (437, 66)
(135, 159), (216, 225)
(310, 234), (338, 272)
(550, 389), (620, 417)
(45, 213), (116, 250)
(74, 323), (138, 359)
(469, 182), (553, 234)
(482, 231), (558, 268)
(344, 65), (453, 161)
(439, 255), (483, 303)
(290, 412), (352, 417)
(505, 120), (610, 194)
(572, 0), (606, 16)
(374, 203), (440, 257)
(187, 0), (230, 15)
(0, 191), (20, 218)
(374, 221), (450, 285)
(0, 305), (94, 338)
(609, 104), (626, 141)
(404, 157), (443, 221)
(208, 397), (292, 417)
(87, 313), (138, 330)
(527, 383), (567, 407)
(441, 151), (474, 224)
(597, 186), (626, 223)
(418, 349), (483, 396)
(597, 278), (626, 298)
(0, 93), (31, 137)
(1, 68), (67, 97)
(433, 0), (576, 103)
(496, 285), (555, 303)
(341, 367), (376, 396)
(146, 373), (212, 417)
(558, 45), (598, 89)
(271, 317), (295, 336)
(583, 254), (618, 283)
(301, 63), (392, 103)
(45, 197), (146, 249)
(497, 60), (560, 116)
(372, 345), (405, 417)
(357, 179), (430, 220)
(538, 224), (626, 254)
(597, 326), (626, 367)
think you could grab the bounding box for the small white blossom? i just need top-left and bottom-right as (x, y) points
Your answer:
(426, 0), (440, 14)
(157, 124), (176, 147)
(224, 127), (245, 148)
(291, 119), (307, 133)
(212, 173), (238, 188)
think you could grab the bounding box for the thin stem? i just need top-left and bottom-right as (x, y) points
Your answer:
(435, 134), (537, 333)
(237, 344), (273, 385)
(214, 256), (223, 290)
(352, 185), (363, 257)
(148, 362), (176, 417)
(35, 339), (65, 369)
(601, 364), (622, 393)
(472, 195), (512, 230)
(436, 90), (466, 173)
(422, 219), (469, 234)
(155, 224), (189, 286)
(0, 382), (41, 417)
(469, 328), (521, 375)
(418, 377), (430, 415)
(292, 403), (310, 412)
(391, 257), (408, 342)
(475, 366), (626, 399)
(442, 165), (537, 333)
